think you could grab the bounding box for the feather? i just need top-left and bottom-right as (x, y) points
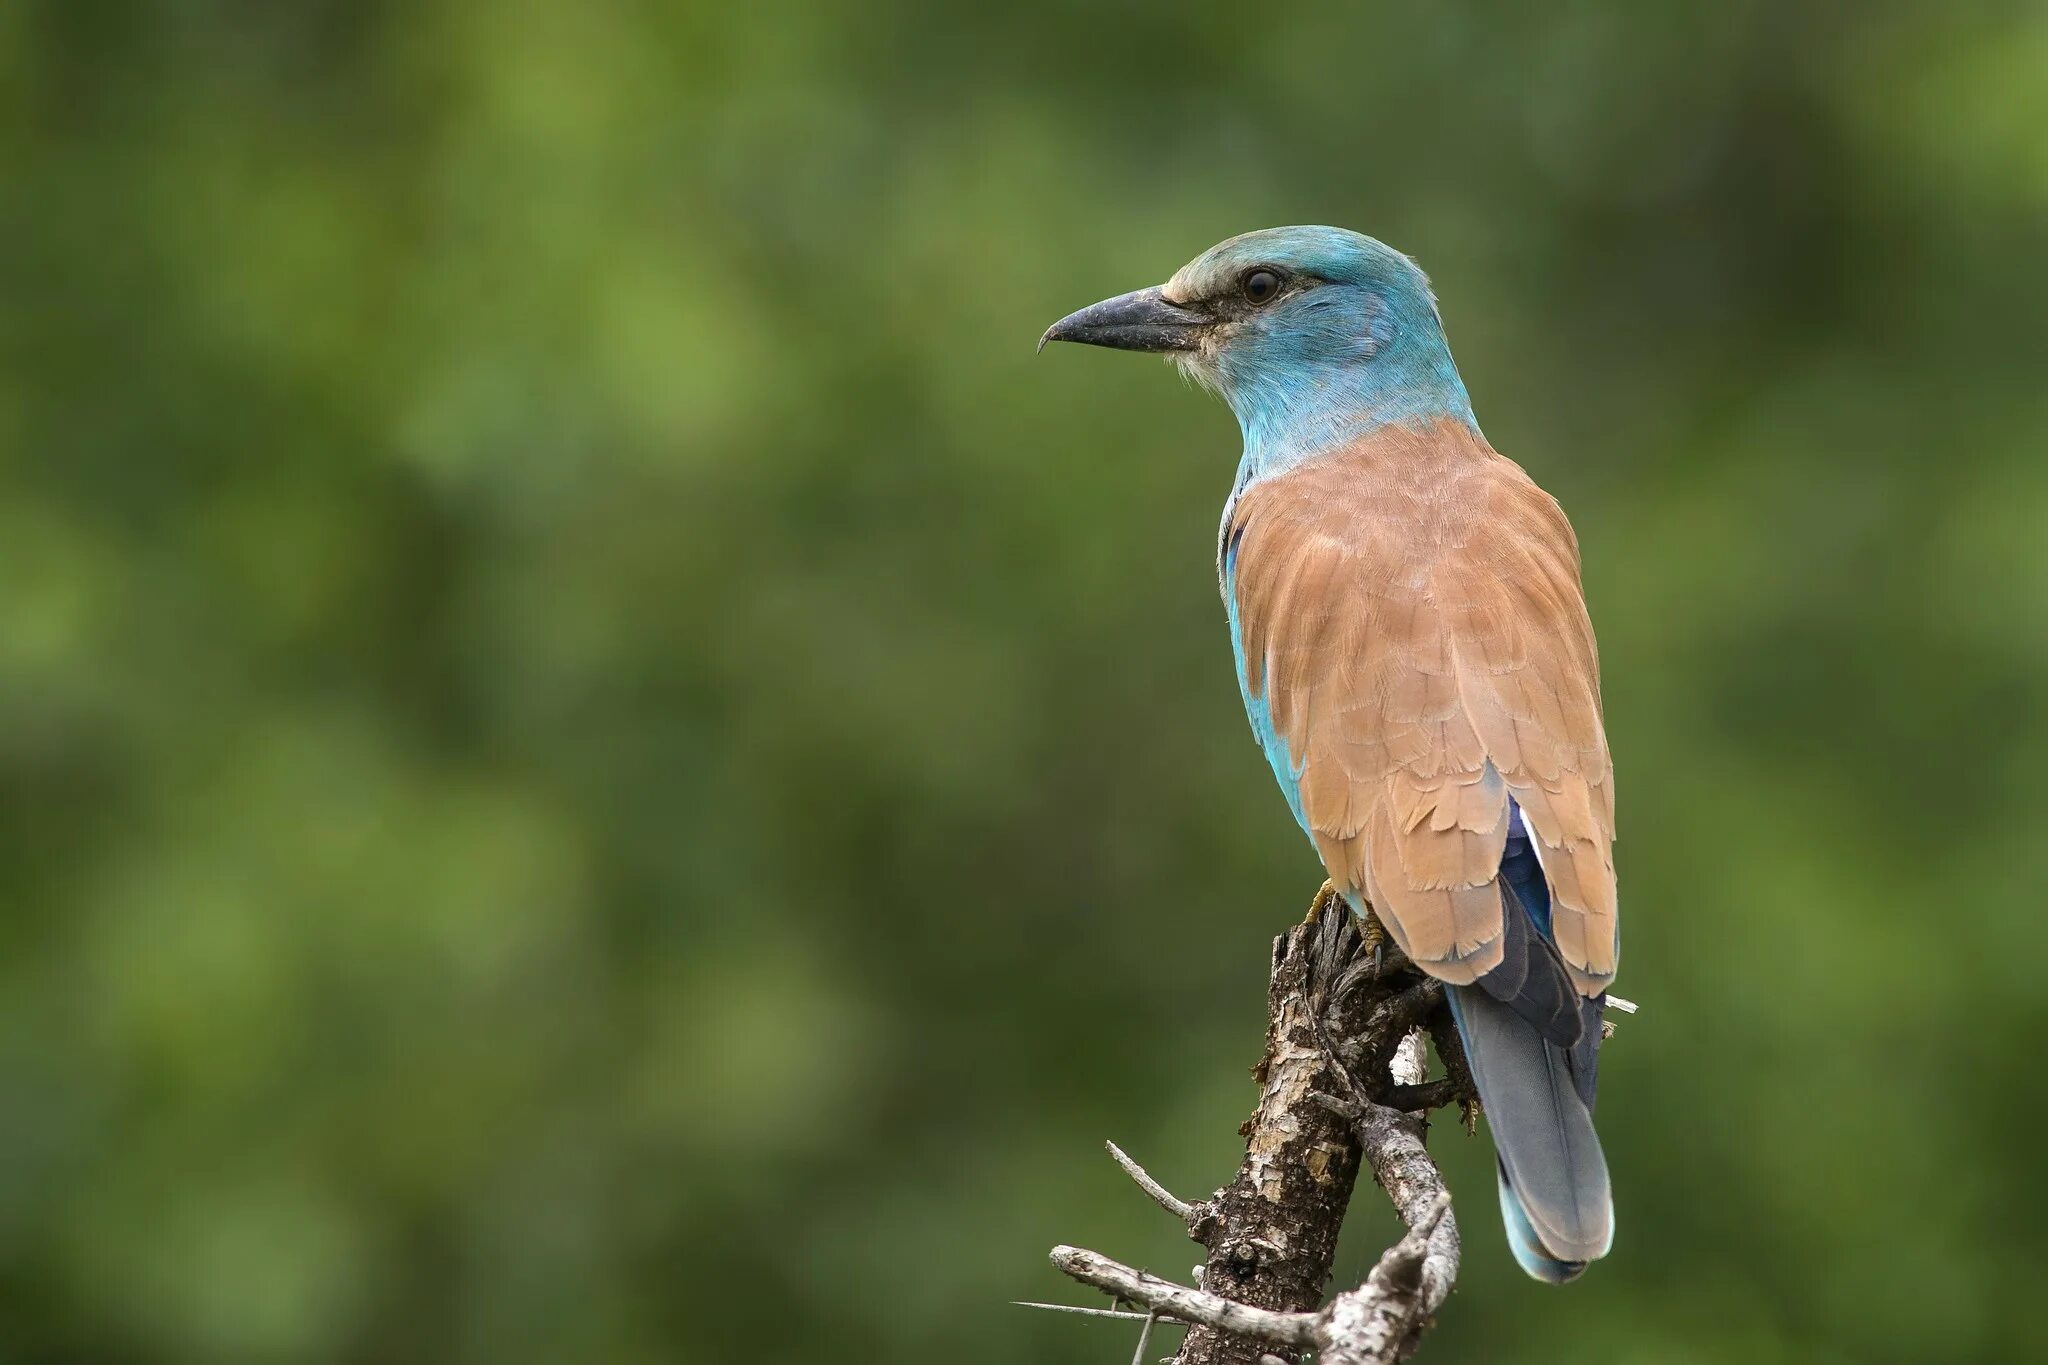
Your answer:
(1447, 985), (1612, 1268)
(1477, 879), (1582, 1049)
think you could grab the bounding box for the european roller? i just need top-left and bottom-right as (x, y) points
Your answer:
(1041, 227), (1617, 1283)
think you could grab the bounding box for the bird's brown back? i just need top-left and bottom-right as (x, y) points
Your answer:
(1225, 419), (1617, 992)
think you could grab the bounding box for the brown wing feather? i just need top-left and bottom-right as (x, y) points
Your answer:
(1228, 420), (1618, 993)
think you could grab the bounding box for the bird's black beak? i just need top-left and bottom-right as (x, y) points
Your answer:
(1038, 286), (1207, 354)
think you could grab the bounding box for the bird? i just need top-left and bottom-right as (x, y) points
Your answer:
(1040, 226), (1617, 1283)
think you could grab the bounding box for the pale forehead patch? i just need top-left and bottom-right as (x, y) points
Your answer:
(1162, 230), (1282, 303)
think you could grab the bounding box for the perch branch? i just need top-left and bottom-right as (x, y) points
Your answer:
(1038, 891), (1475, 1364)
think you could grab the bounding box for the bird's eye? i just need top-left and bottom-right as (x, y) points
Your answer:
(1242, 269), (1282, 305)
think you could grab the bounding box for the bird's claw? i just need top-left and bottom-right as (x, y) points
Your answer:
(1356, 901), (1387, 965)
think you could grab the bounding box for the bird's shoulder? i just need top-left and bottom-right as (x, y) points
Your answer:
(1224, 419), (1579, 583)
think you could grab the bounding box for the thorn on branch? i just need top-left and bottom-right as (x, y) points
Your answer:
(1014, 1300), (1161, 1323)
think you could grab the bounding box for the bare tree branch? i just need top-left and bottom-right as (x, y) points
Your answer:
(1314, 1091), (1461, 1363)
(1037, 889), (1478, 1365)
(1318, 1193), (1455, 1365)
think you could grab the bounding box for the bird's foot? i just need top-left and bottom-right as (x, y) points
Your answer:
(1303, 880), (1340, 926)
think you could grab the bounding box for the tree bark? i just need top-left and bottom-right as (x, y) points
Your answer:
(1172, 906), (1371, 1365)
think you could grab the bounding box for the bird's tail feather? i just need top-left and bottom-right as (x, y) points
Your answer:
(1447, 983), (1612, 1283)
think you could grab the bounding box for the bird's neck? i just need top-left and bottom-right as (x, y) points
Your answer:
(1221, 310), (1477, 482)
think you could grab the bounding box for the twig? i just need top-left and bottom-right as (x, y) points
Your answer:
(1379, 1078), (1462, 1113)
(1048, 1247), (1318, 1348)
(1131, 1311), (1160, 1365)
(1107, 1140), (1196, 1220)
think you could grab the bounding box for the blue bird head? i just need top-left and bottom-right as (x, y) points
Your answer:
(1042, 227), (1476, 466)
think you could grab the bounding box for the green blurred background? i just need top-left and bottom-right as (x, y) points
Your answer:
(4, 1), (2046, 1361)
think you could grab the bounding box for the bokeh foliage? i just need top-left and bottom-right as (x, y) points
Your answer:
(4, 1), (2047, 1361)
